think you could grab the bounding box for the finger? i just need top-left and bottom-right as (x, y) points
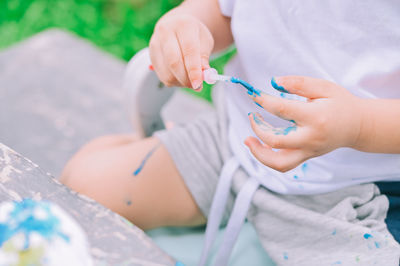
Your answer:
(248, 113), (304, 149)
(244, 137), (306, 172)
(251, 92), (308, 123)
(199, 24), (214, 70)
(149, 37), (178, 87)
(176, 24), (203, 91)
(161, 33), (191, 88)
(271, 76), (337, 99)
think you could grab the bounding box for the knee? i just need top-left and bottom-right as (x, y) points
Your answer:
(60, 154), (91, 193)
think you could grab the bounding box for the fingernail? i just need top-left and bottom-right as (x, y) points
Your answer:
(192, 80), (202, 90)
(271, 77), (289, 93)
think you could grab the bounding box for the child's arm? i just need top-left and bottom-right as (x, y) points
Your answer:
(149, 0), (233, 90)
(245, 76), (400, 172)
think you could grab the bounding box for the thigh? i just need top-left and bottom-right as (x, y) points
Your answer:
(61, 135), (206, 230)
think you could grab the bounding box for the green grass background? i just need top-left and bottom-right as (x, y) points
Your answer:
(0, 0), (234, 101)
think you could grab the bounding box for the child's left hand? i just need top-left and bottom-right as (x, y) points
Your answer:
(245, 76), (366, 172)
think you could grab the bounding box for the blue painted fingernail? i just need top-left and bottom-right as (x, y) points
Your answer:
(271, 77), (289, 93)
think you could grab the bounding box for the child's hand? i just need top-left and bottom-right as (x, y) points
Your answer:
(149, 11), (214, 91)
(245, 76), (366, 172)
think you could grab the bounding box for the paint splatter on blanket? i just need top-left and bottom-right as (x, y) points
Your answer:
(133, 142), (162, 176)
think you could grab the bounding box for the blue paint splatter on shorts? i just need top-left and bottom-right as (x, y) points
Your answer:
(364, 233), (373, 239)
(283, 252), (288, 260)
(302, 163), (308, 172)
(0, 199), (69, 249)
(133, 142), (162, 176)
(271, 77), (289, 93)
(231, 77), (261, 96)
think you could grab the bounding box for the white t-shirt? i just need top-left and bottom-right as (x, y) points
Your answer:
(218, 0), (400, 194)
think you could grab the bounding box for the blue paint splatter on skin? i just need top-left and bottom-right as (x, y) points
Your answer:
(274, 126), (297, 135)
(283, 252), (288, 260)
(254, 102), (264, 109)
(231, 77), (261, 96)
(289, 120), (296, 124)
(0, 199), (69, 249)
(133, 142), (162, 176)
(280, 92), (286, 98)
(374, 241), (380, 248)
(271, 77), (290, 93)
(126, 200), (132, 206)
(364, 233), (373, 239)
(332, 229), (337, 235)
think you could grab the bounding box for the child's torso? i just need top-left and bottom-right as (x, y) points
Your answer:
(221, 0), (400, 194)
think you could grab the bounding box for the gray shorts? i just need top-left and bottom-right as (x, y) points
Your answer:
(155, 88), (400, 265)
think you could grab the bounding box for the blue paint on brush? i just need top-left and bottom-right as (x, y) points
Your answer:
(231, 77), (261, 96)
(133, 142), (162, 176)
(0, 199), (69, 249)
(271, 77), (289, 93)
(364, 233), (373, 239)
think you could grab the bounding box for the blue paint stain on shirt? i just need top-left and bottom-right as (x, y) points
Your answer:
(332, 261), (342, 265)
(175, 261), (185, 266)
(364, 233), (373, 239)
(271, 77), (290, 93)
(133, 142), (162, 176)
(374, 241), (380, 248)
(0, 199), (69, 249)
(293, 175), (299, 180)
(231, 77), (261, 96)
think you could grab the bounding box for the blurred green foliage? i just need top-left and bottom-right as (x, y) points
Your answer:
(0, 0), (234, 101)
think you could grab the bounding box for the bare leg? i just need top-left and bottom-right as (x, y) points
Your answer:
(60, 135), (206, 230)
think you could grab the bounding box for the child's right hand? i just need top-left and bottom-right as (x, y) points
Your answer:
(149, 11), (214, 91)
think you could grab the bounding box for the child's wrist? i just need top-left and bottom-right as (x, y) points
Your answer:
(349, 98), (373, 151)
